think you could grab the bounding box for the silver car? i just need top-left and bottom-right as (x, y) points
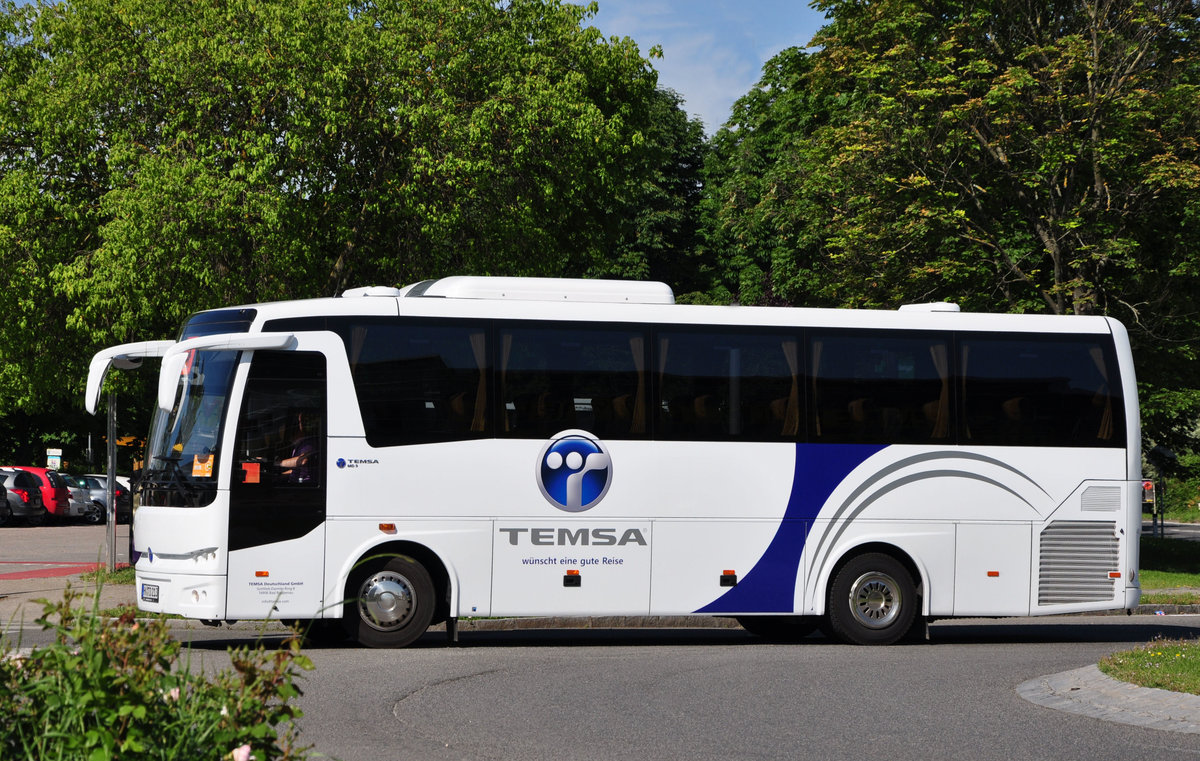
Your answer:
(0, 468), (48, 526)
(80, 473), (133, 524)
(59, 473), (94, 523)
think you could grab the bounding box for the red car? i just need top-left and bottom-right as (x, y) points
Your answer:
(12, 466), (72, 518)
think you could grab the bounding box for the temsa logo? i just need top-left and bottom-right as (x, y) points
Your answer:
(536, 430), (612, 512)
(499, 527), (647, 547)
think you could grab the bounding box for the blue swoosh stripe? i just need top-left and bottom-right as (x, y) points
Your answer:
(696, 443), (885, 614)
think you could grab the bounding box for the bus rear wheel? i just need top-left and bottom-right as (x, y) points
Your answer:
(826, 553), (917, 646)
(344, 556), (435, 648)
(736, 615), (820, 642)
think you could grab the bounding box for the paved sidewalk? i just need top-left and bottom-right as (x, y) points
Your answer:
(0, 572), (136, 633)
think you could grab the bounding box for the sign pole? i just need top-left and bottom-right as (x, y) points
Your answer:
(106, 391), (117, 572)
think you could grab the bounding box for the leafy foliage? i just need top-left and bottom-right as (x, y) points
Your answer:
(0, 586), (313, 760)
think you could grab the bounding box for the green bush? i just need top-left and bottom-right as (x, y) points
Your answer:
(1158, 474), (1200, 520)
(1145, 452), (1200, 522)
(1, 586), (313, 760)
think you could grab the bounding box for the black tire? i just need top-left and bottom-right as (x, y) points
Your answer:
(0, 501), (12, 527)
(25, 509), (47, 527)
(83, 501), (106, 525)
(826, 553), (917, 646)
(736, 615), (820, 642)
(343, 555), (435, 648)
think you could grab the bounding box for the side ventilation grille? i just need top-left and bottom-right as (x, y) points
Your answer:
(1038, 521), (1118, 605)
(1081, 486), (1122, 512)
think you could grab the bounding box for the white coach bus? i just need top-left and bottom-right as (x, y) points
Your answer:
(86, 277), (1141, 647)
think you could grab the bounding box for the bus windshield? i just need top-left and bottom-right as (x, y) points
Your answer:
(142, 350), (239, 507)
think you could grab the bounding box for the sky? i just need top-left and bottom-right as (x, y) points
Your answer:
(590, 1), (830, 134)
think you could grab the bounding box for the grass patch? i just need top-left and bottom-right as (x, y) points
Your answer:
(1100, 638), (1200, 695)
(1145, 509), (1200, 524)
(1141, 570), (1200, 590)
(1139, 537), (1200, 591)
(79, 566), (136, 585)
(1140, 592), (1200, 606)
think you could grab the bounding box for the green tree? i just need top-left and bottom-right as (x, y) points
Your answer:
(597, 87), (709, 295)
(0, 0), (672, 427)
(803, 0), (1200, 318)
(701, 47), (846, 306)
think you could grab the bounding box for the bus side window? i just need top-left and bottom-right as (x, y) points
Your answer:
(342, 320), (491, 447)
(809, 331), (951, 445)
(499, 324), (648, 439)
(959, 335), (1122, 447)
(657, 329), (800, 442)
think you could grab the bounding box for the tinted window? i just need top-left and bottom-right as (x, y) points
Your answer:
(500, 324), (648, 439)
(809, 331), (952, 444)
(959, 334), (1123, 447)
(350, 320), (490, 447)
(658, 329), (801, 441)
(180, 308), (258, 339)
(230, 350), (326, 551)
(233, 351), (326, 487)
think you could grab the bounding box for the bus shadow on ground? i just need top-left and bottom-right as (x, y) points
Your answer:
(927, 617), (1200, 645)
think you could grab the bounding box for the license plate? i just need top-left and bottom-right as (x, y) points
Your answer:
(141, 583), (160, 603)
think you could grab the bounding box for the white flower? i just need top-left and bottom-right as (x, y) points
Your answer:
(229, 744), (255, 761)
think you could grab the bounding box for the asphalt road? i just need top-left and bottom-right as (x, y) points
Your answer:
(0, 521), (131, 572)
(153, 616), (1200, 761)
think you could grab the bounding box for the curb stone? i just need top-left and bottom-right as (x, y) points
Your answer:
(1018, 665), (1200, 734)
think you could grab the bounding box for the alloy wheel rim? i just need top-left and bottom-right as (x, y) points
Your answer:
(357, 571), (417, 632)
(849, 571), (901, 629)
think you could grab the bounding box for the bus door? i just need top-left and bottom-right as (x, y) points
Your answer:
(225, 347), (330, 619)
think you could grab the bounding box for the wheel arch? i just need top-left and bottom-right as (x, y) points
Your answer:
(811, 541), (929, 616)
(337, 539), (454, 624)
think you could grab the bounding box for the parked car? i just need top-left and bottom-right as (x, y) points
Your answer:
(59, 473), (93, 522)
(79, 473), (133, 524)
(0, 468), (48, 525)
(10, 466), (73, 520)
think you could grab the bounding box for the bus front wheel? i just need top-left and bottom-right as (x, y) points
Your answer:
(345, 556), (435, 648)
(826, 553), (917, 646)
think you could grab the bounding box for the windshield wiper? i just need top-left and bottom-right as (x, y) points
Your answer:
(147, 454), (197, 506)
